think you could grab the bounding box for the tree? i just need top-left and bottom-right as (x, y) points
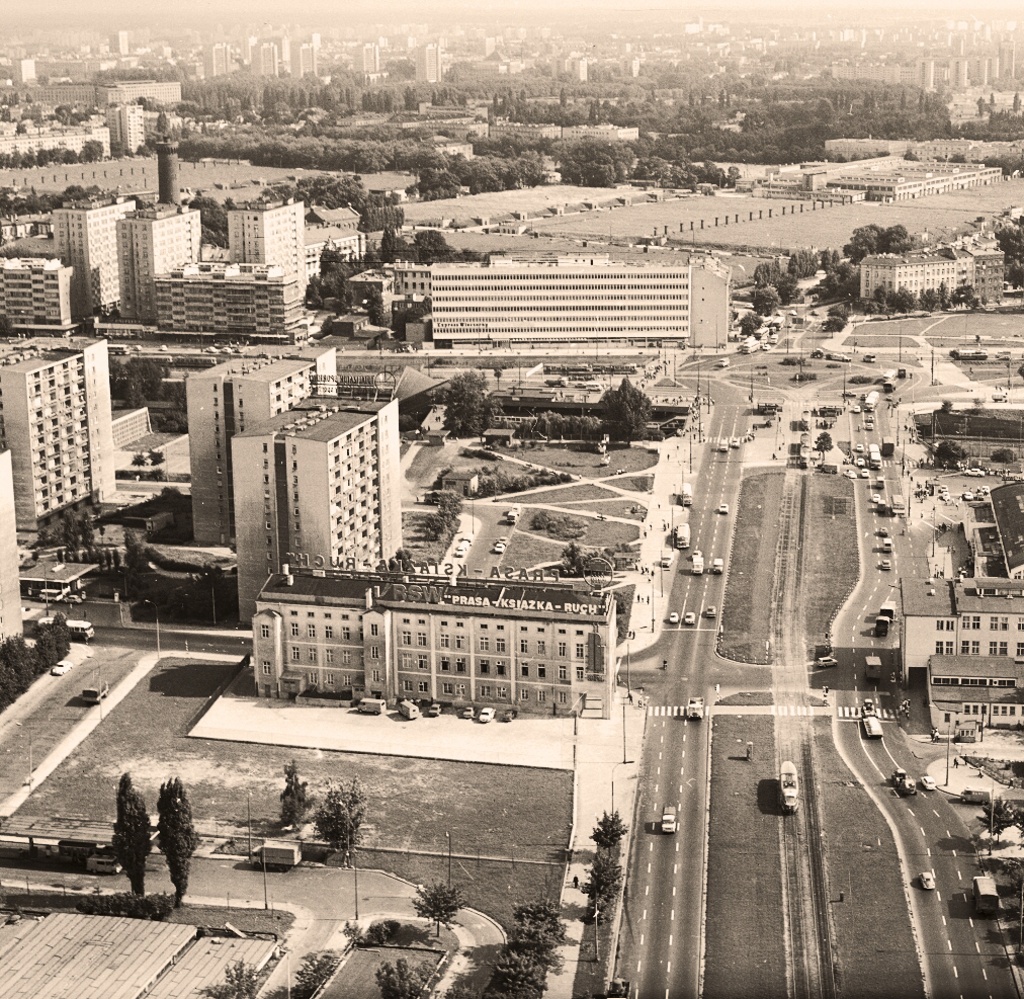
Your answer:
(112, 773), (152, 896)
(560, 540), (590, 577)
(814, 432), (833, 461)
(132, 452), (149, 467)
(375, 958), (433, 999)
(365, 287), (387, 327)
(951, 284), (980, 310)
(507, 899), (568, 973)
(490, 948), (548, 997)
(983, 798), (1019, 842)
(413, 881), (465, 936)
(738, 312), (761, 339)
(441, 370), (499, 437)
(199, 960), (260, 999)
(435, 490), (463, 530)
(583, 848), (622, 910)
(413, 229), (453, 264)
(156, 777), (200, 906)
(123, 529), (149, 581)
(750, 286), (781, 317)
(294, 951), (342, 999)
(591, 810), (628, 852)
(602, 377), (652, 442)
(280, 760), (313, 828)
(313, 778), (365, 863)
(934, 440), (968, 469)
(775, 273), (800, 306)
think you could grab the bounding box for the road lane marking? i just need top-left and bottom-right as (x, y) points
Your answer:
(953, 966), (958, 979)
(674, 864), (678, 874)
(946, 830), (951, 838)
(948, 940), (953, 951)
(921, 826), (927, 836)
(937, 891), (942, 901)
(982, 968), (987, 980)
(968, 917), (974, 928)
(933, 810), (940, 818)
(976, 942), (981, 953)
(927, 848), (932, 856)
(958, 870), (963, 880)
(942, 916), (947, 926)
(646, 885), (650, 896)
(672, 885), (676, 896)
(643, 909), (647, 921)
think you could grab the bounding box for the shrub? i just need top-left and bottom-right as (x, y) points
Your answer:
(363, 919), (400, 946)
(77, 892), (174, 920)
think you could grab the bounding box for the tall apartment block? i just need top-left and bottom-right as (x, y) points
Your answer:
(204, 43), (231, 78)
(111, 31), (130, 56)
(117, 204), (201, 325)
(257, 43), (279, 77)
(53, 197), (136, 319)
(0, 339), (115, 531)
(0, 451), (22, 640)
(105, 103), (145, 155)
(362, 43), (381, 74)
(0, 258), (74, 334)
(291, 43), (318, 78)
(232, 396), (402, 620)
(187, 348), (337, 546)
(415, 43), (441, 82)
(228, 199), (306, 297)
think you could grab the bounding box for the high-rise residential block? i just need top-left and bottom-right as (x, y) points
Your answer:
(257, 42), (279, 77)
(204, 43), (231, 78)
(415, 43), (441, 82)
(13, 59), (35, 85)
(0, 451), (21, 640)
(0, 339), (115, 531)
(111, 31), (130, 56)
(117, 205), (202, 324)
(0, 258), (74, 334)
(232, 396), (401, 619)
(291, 43), (318, 78)
(186, 348), (337, 546)
(228, 199), (306, 296)
(105, 103), (145, 156)
(53, 197), (136, 319)
(362, 43), (381, 74)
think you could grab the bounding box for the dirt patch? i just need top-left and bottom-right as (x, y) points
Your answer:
(811, 718), (924, 999)
(614, 476), (655, 493)
(719, 470), (785, 664)
(704, 714), (786, 999)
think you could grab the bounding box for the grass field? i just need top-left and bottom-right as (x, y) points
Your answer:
(510, 444), (659, 476)
(704, 715), (786, 999)
(797, 475), (860, 663)
(401, 510), (450, 564)
(22, 660), (574, 886)
(614, 475), (655, 493)
(500, 531), (564, 571)
(720, 470), (785, 664)
(562, 498), (647, 521)
(514, 483), (620, 505)
(527, 511), (640, 549)
(811, 718), (924, 999)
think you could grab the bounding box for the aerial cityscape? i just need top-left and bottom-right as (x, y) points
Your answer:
(4, 2), (1024, 997)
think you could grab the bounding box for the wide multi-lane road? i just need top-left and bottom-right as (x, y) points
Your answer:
(617, 378), (750, 999)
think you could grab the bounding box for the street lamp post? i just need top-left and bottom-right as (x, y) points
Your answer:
(945, 712), (960, 786)
(445, 831), (452, 887)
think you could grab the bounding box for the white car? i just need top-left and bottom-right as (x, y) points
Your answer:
(919, 775), (937, 791)
(855, 458), (866, 468)
(855, 443), (865, 453)
(871, 493), (882, 505)
(668, 611), (680, 625)
(683, 612), (697, 626)
(966, 468), (986, 477)
(859, 469), (870, 479)
(729, 438), (741, 449)
(962, 492), (975, 502)
(846, 469), (858, 479)
(919, 871), (936, 891)
(718, 503), (729, 515)
(880, 559), (892, 571)
(50, 659), (74, 676)
(477, 707), (496, 723)
(718, 443), (729, 453)
(493, 541), (506, 554)
(852, 405), (862, 414)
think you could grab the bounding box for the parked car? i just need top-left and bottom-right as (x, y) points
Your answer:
(50, 659), (74, 676)
(815, 656), (839, 668)
(683, 612), (697, 626)
(426, 703), (442, 717)
(668, 611), (680, 625)
(460, 706), (475, 720)
(478, 707), (496, 723)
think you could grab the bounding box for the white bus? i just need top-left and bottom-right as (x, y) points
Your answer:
(890, 495), (906, 517)
(66, 619), (95, 642)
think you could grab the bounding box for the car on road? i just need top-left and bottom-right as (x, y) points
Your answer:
(852, 405), (862, 413)
(962, 492), (975, 501)
(460, 706), (475, 720)
(846, 469), (858, 479)
(668, 611), (680, 625)
(705, 605), (717, 619)
(862, 699), (876, 717)
(855, 458), (866, 468)
(871, 493), (882, 505)
(966, 468), (986, 477)
(50, 658), (74, 676)
(493, 541), (506, 554)
(878, 527), (890, 537)
(717, 442), (729, 453)
(661, 806), (678, 834)
(919, 775), (937, 791)
(919, 871), (936, 890)
(859, 469), (870, 478)
(718, 503), (729, 515)
(815, 655), (839, 668)
(683, 612), (697, 626)
(478, 707), (496, 723)
(880, 559), (892, 571)
(686, 697), (706, 719)
(729, 438), (741, 448)
(855, 443), (865, 453)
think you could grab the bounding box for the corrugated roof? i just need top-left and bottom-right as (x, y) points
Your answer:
(0, 913), (195, 999)
(146, 936), (276, 999)
(990, 483), (1024, 575)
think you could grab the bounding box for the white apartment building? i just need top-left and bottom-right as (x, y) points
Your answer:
(53, 197), (136, 319)
(415, 43), (442, 83)
(0, 258), (74, 333)
(0, 122), (111, 161)
(0, 339), (115, 531)
(561, 124), (640, 142)
(232, 397), (402, 620)
(859, 243), (1005, 303)
(105, 103), (145, 155)
(186, 348), (338, 546)
(204, 43), (231, 78)
(117, 205), (202, 324)
(0, 451), (21, 640)
(228, 200), (306, 296)
(428, 255), (731, 346)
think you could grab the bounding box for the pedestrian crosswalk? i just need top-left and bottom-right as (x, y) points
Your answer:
(646, 703), (897, 719)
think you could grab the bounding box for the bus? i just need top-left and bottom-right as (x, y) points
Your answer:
(862, 715), (884, 739)
(882, 369), (899, 392)
(890, 495), (906, 517)
(864, 391), (880, 412)
(66, 619), (95, 642)
(674, 523), (691, 550)
(865, 655), (883, 682)
(681, 483), (693, 507)
(868, 445), (883, 470)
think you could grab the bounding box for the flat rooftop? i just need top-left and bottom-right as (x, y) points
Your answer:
(234, 397), (389, 442)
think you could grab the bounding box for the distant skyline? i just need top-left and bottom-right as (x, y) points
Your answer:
(7, 0), (1024, 31)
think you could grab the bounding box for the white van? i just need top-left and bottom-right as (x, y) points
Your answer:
(86, 855), (122, 874)
(661, 806), (678, 834)
(357, 697), (388, 715)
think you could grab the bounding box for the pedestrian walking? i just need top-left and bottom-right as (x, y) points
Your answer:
(573, 875), (580, 890)
(954, 757), (960, 768)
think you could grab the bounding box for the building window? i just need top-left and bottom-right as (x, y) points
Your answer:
(520, 689), (529, 701)
(418, 655), (429, 670)
(991, 616), (1009, 631)
(325, 626), (334, 639)
(480, 684), (492, 697)
(308, 649), (317, 663)
(342, 650), (352, 665)
(260, 624), (270, 639)
(326, 649), (334, 663)
(575, 643), (585, 659)
(521, 665), (529, 678)
(455, 635), (465, 650)
(558, 691), (568, 704)
(558, 642), (567, 657)
(401, 630), (412, 645)
(496, 638), (506, 653)
(538, 665), (547, 679)
(498, 686), (508, 699)
(307, 624), (316, 638)
(403, 680), (414, 692)
(456, 658), (467, 673)
(290, 623), (300, 637)
(417, 633), (428, 647)
(418, 681), (429, 694)
(440, 658), (450, 672)
(559, 664), (568, 680)
(520, 639), (529, 654)
(291, 647), (300, 662)
(479, 636), (490, 652)
(370, 645), (380, 659)
(440, 634), (450, 648)
(342, 626), (351, 641)
(370, 623), (379, 637)
(261, 662), (272, 675)
(496, 662), (507, 676)
(442, 682), (454, 695)
(479, 660), (490, 674)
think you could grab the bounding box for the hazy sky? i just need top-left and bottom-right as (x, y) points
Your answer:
(10, 0), (1024, 30)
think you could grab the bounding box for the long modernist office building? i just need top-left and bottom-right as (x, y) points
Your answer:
(427, 254), (730, 348)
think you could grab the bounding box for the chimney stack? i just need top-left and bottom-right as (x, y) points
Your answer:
(156, 140), (180, 205)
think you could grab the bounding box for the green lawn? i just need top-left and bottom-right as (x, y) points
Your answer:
(719, 470), (785, 664)
(500, 532), (565, 572)
(22, 659), (573, 932)
(511, 444), (659, 476)
(704, 715), (786, 999)
(514, 483), (620, 505)
(613, 476), (654, 493)
(401, 510), (450, 564)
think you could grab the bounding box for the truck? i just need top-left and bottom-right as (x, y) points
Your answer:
(691, 552), (704, 575)
(712, 557), (724, 574)
(864, 391), (880, 412)
(951, 348), (988, 361)
(862, 715), (884, 739)
(879, 602), (897, 623)
(973, 875), (1000, 915)
(890, 767), (917, 796)
(674, 523), (691, 550)
(681, 483), (693, 507)
(865, 655), (883, 682)
(81, 683), (109, 704)
(257, 841), (302, 871)
(544, 376), (568, 387)
(505, 507), (521, 525)
(398, 699), (421, 720)
(881, 439), (895, 458)
(86, 854), (122, 874)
